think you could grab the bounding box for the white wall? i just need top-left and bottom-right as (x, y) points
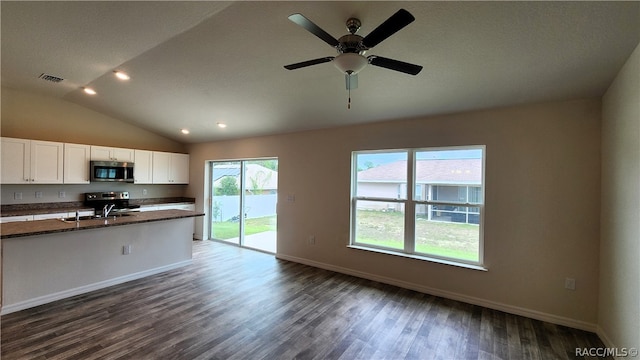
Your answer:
(187, 98), (602, 330)
(1, 87), (185, 152)
(0, 87), (190, 206)
(600, 43), (640, 350)
(2, 218), (193, 313)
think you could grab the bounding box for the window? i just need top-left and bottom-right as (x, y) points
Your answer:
(351, 146), (485, 267)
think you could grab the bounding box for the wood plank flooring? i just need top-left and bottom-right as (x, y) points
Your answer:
(2, 240), (609, 360)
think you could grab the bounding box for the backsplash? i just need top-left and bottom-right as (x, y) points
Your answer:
(0, 183), (188, 206)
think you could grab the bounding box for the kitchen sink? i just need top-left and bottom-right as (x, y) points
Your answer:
(110, 212), (135, 217)
(60, 213), (135, 222)
(61, 215), (95, 222)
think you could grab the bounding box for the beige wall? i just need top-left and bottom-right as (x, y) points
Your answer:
(0, 87), (189, 205)
(1, 87), (185, 152)
(187, 98), (602, 329)
(600, 43), (640, 349)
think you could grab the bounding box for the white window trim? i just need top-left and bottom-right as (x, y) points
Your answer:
(350, 145), (486, 269)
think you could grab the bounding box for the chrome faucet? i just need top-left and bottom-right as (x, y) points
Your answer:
(103, 204), (115, 218)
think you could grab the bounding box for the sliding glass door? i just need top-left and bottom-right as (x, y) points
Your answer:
(210, 159), (278, 253)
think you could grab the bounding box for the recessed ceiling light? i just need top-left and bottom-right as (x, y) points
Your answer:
(181, 129), (190, 134)
(83, 87), (97, 95)
(217, 122), (227, 128)
(114, 71), (130, 80)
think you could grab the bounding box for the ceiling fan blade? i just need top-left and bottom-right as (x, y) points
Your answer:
(362, 9), (415, 48)
(345, 74), (358, 90)
(284, 57), (335, 70)
(288, 13), (340, 48)
(368, 56), (423, 75)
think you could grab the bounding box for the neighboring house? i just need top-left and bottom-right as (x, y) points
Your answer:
(212, 163), (278, 221)
(212, 163), (278, 195)
(357, 159), (482, 224)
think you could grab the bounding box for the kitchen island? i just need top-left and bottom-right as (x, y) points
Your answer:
(1, 209), (204, 314)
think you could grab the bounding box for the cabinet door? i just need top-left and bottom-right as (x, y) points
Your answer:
(0, 215), (33, 223)
(134, 150), (153, 184)
(90, 146), (134, 161)
(33, 212), (68, 220)
(90, 146), (112, 161)
(112, 147), (134, 162)
(1, 137), (30, 184)
(152, 151), (171, 184)
(64, 143), (91, 184)
(30, 140), (64, 184)
(170, 153), (190, 184)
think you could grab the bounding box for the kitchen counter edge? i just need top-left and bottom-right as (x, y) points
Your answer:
(1, 210), (204, 239)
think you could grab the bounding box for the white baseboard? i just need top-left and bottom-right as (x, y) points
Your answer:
(1, 260), (192, 315)
(276, 254), (597, 333)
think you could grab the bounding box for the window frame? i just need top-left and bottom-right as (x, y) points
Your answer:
(350, 145), (486, 269)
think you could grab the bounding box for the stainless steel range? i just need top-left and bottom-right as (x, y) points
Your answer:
(84, 191), (140, 217)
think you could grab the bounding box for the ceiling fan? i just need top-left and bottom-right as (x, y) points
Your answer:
(284, 8), (423, 94)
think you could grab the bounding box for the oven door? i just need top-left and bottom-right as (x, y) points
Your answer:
(90, 161), (134, 182)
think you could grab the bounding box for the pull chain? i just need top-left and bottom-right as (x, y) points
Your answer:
(348, 86), (351, 109)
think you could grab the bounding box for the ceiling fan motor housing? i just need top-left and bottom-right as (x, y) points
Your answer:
(337, 34), (367, 54)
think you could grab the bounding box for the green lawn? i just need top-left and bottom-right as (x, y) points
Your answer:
(212, 215), (277, 240)
(355, 210), (479, 261)
(212, 210), (478, 262)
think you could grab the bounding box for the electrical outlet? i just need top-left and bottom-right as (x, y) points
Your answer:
(142, 189), (148, 196)
(309, 235), (315, 245)
(35, 191), (43, 199)
(122, 245), (132, 255)
(565, 278), (576, 290)
(58, 191), (66, 198)
(14, 192), (22, 200)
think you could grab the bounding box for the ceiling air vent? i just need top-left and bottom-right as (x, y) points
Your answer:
(38, 73), (64, 83)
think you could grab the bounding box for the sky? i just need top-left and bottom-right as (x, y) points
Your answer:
(356, 148), (483, 168)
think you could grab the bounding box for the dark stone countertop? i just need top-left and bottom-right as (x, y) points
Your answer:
(1, 197), (195, 217)
(1, 209), (204, 239)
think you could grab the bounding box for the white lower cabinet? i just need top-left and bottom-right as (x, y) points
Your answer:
(33, 213), (68, 221)
(3, 210), (95, 223)
(0, 215), (33, 223)
(140, 203), (195, 212)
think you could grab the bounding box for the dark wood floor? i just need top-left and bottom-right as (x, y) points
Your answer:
(2, 240), (609, 360)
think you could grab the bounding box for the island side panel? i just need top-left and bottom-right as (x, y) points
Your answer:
(2, 217), (193, 313)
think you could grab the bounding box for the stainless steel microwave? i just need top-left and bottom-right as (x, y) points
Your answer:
(90, 161), (134, 183)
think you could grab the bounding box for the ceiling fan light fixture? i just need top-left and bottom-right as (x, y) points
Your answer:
(333, 53), (368, 75)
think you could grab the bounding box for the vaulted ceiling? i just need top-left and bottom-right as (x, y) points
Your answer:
(2, 1), (639, 143)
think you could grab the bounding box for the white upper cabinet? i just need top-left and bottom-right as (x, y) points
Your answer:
(1, 137), (30, 184)
(1, 137), (187, 185)
(64, 143), (90, 184)
(134, 149), (153, 184)
(152, 151), (189, 184)
(171, 153), (190, 184)
(1, 137), (63, 184)
(90, 146), (134, 162)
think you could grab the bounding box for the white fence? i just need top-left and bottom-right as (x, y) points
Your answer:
(212, 194), (277, 222)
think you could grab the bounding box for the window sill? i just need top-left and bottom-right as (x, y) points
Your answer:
(347, 245), (488, 272)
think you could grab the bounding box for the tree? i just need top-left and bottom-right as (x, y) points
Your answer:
(249, 170), (272, 193)
(250, 159), (277, 171)
(358, 161), (376, 171)
(216, 176), (239, 195)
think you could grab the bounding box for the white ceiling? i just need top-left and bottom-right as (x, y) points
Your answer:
(2, 1), (639, 143)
